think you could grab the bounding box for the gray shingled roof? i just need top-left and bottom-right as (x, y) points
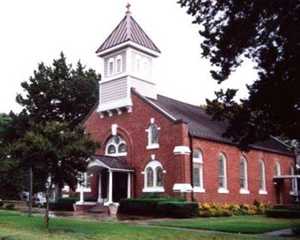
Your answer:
(91, 155), (133, 170)
(147, 94), (292, 156)
(96, 13), (161, 54)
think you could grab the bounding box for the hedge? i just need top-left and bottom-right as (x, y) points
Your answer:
(118, 198), (198, 218)
(265, 209), (300, 219)
(49, 197), (79, 211)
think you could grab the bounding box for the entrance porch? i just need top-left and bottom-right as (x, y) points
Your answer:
(76, 155), (133, 209)
(273, 174), (300, 204)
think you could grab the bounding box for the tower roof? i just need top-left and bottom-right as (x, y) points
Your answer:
(96, 10), (161, 55)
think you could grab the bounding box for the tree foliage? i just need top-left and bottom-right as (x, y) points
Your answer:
(16, 52), (100, 127)
(178, 0), (300, 147)
(12, 121), (98, 227)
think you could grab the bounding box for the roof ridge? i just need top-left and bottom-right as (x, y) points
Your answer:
(96, 14), (160, 54)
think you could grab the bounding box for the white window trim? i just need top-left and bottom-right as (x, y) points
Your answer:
(105, 135), (128, 157)
(240, 188), (250, 194)
(146, 119), (160, 150)
(192, 149), (205, 192)
(193, 187), (206, 193)
(240, 157), (249, 194)
(259, 160), (267, 194)
(142, 160), (165, 193)
(218, 153), (229, 193)
(274, 161), (281, 177)
(116, 55), (123, 73)
(108, 58), (114, 76)
(218, 188), (229, 194)
(259, 189), (268, 195)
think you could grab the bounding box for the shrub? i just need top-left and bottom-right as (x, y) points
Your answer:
(49, 197), (79, 211)
(4, 203), (15, 210)
(265, 209), (300, 219)
(157, 201), (198, 218)
(118, 198), (198, 218)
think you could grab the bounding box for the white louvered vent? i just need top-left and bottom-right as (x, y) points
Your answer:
(100, 78), (127, 104)
(98, 77), (132, 112)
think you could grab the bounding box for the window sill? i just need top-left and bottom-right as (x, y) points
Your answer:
(106, 153), (127, 157)
(218, 188), (229, 194)
(75, 187), (91, 193)
(146, 144), (159, 150)
(259, 190), (268, 195)
(142, 187), (165, 193)
(193, 187), (206, 193)
(239, 189), (250, 194)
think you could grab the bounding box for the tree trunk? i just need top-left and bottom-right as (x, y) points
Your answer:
(44, 182), (52, 230)
(28, 167), (33, 217)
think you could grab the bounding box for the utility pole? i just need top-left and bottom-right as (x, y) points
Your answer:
(28, 166), (33, 217)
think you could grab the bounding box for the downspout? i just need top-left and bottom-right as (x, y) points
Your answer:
(189, 133), (194, 201)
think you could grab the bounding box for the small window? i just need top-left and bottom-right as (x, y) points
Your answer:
(105, 135), (127, 156)
(274, 161), (281, 176)
(240, 157), (249, 193)
(118, 143), (127, 153)
(156, 167), (163, 187)
(218, 153), (228, 193)
(116, 55), (122, 73)
(107, 145), (116, 154)
(143, 160), (165, 192)
(108, 58), (114, 75)
(259, 160), (267, 194)
(146, 120), (160, 149)
(146, 168), (154, 187)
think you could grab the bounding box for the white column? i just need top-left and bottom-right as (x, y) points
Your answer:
(97, 173), (103, 203)
(108, 170), (113, 204)
(79, 185), (84, 204)
(295, 177), (299, 202)
(127, 173), (131, 199)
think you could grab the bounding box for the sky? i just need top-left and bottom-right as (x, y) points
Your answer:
(0, 0), (257, 114)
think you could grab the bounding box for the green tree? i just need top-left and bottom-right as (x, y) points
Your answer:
(178, 0), (300, 147)
(0, 113), (24, 200)
(13, 121), (98, 228)
(16, 52), (100, 127)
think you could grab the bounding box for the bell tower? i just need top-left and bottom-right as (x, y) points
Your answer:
(96, 4), (161, 116)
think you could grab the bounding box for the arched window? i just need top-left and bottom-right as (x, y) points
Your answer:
(146, 168), (154, 187)
(193, 149), (205, 192)
(218, 153), (228, 193)
(240, 157), (249, 194)
(146, 119), (160, 149)
(116, 55), (123, 73)
(156, 167), (163, 187)
(108, 58), (114, 76)
(143, 160), (165, 192)
(105, 135), (127, 156)
(259, 160), (267, 194)
(274, 161), (281, 177)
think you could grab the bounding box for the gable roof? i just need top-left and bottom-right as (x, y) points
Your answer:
(96, 13), (161, 54)
(146, 94), (292, 156)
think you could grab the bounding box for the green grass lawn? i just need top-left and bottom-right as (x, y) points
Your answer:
(0, 210), (288, 240)
(153, 215), (300, 234)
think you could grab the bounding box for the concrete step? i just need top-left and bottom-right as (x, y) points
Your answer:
(88, 204), (109, 214)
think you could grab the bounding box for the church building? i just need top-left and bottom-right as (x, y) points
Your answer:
(75, 6), (297, 210)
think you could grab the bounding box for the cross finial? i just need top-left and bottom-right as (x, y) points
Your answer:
(126, 2), (131, 15)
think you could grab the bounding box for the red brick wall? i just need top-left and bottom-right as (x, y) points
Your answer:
(192, 138), (294, 204)
(84, 92), (187, 198)
(84, 92), (294, 205)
